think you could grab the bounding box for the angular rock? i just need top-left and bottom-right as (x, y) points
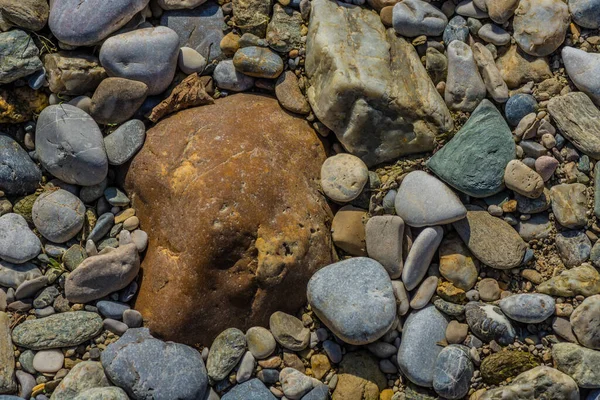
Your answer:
(104, 120), (146, 166)
(221, 379), (276, 400)
(43, 52), (107, 96)
(161, 3), (225, 63)
(36, 104), (108, 186)
(556, 230), (591, 267)
(0, 312), (16, 393)
(266, 4), (303, 53)
(124, 94), (336, 344)
(397, 305), (449, 387)
(365, 215), (404, 279)
(552, 343), (600, 388)
(0, 214), (41, 264)
(32, 189), (85, 243)
(496, 45), (552, 89)
(538, 264), (600, 297)
(148, 73), (214, 122)
(433, 345), (473, 399)
(333, 352), (386, 399)
(99, 27), (180, 95)
(548, 92), (600, 158)
(0, 135), (41, 196)
(499, 293), (555, 323)
(476, 0), (519, 23)
(101, 328), (208, 400)
(306, 0), (452, 166)
(12, 311), (102, 350)
(427, 99), (514, 197)
(280, 367), (318, 399)
(513, 0), (569, 56)
(65, 244), (140, 303)
(394, 171), (466, 227)
(445, 40), (486, 112)
(570, 295), (600, 350)
(465, 302), (516, 345)
(51, 363), (111, 400)
(472, 42), (509, 103)
(0, 30), (42, 85)
(49, 0), (149, 46)
(550, 183), (588, 229)
(453, 208), (527, 269)
(206, 328), (246, 381)
(90, 78), (148, 125)
(0, 0), (48, 31)
(479, 366), (579, 400)
(307, 258), (396, 345)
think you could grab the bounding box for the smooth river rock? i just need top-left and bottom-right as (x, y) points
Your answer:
(427, 99), (514, 197)
(445, 40), (486, 112)
(570, 295), (600, 350)
(453, 208), (527, 269)
(397, 305), (449, 388)
(307, 258), (396, 345)
(306, 0), (452, 166)
(0, 214), (41, 264)
(512, 0), (569, 56)
(433, 345), (473, 399)
(206, 328), (247, 381)
(32, 189), (85, 243)
(499, 293), (555, 323)
(465, 302), (516, 345)
(562, 47), (600, 105)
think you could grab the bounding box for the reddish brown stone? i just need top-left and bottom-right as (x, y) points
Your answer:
(124, 93), (336, 345)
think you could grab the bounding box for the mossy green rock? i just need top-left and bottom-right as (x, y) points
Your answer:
(427, 99), (515, 198)
(13, 193), (40, 224)
(480, 351), (539, 384)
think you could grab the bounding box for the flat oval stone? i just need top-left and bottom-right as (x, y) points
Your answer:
(397, 305), (449, 387)
(453, 208), (526, 269)
(233, 46), (284, 79)
(49, 0), (149, 46)
(394, 171), (467, 227)
(269, 312), (310, 351)
(433, 345), (473, 399)
(365, 215), (405, 279)
(12, 311), (103, 350)
(402, 226), (444, 291)
(499, 293), (555, 323)
(36, 104), (107, 186)
(33, 349), (64, 373)
(465, 302), (516, 345)
(104, 120), (146, 166)
(246, 327), (276, 360)
(562, 47), (600, 106)
(320, 154), (368, 203)
(32, 189), (85, 243)
(307, 257), (396, 345)
(214, 59), (254, 91)
(0, 135), (41, 196)
(206, 328), (246, 381)
(0, 214), (41, 264)
(99, 27), (180, 95)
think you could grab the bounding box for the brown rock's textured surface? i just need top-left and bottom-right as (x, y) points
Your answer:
(124, 94), (336, 344)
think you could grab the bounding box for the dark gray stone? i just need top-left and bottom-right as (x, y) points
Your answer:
(160, 2), (225, 64)
(0, 30), (42, 84)
(0, 135), (41, 196)
(206, 328), (246, 381)
(465, 302), (516, 345)
(515, 189), (551, 214)
(32, 189), (85, 243)
(96, 301), (130, 320)
(11, 311), (103, 350)
(88, 213), (115, 243)
(33, 286), (59, 309)
(0, 214), (41, 264)
(104, 187), (129, 207)
(36, 104), (107, 186)
(505, 94), (538, 126)
(104, 120), (146, 166)
(307, 257), (396, 345)
(433, 345), (473, 399)
(556, 230), (591, 267)
(569, 0), (600, 28)
(499, 293), (555, 323)
(99, 27), (180, 95)
(101, 328), (208, 400)
(302, 384), (329, 400)
(443, 16), (469, 44)
(427, 99), (515, 198)
(397, 305), (449, 388)
(221, 379), (276, 400)
(49, 0), (149, 46)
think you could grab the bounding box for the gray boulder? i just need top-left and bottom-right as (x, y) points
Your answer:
(0, 30), (43, 84)
(0, 135), (41, 196)
(35, 104), (108, 186)
(104, 120), (146, 166)
(32, 189), (85, 243)
(101, 328), (208, 400)
(99, 27), (180, 95)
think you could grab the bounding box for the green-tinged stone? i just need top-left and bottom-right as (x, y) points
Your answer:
(537, 264), (600, 297)
(0, 312), (17, 393)
(266, 4), (303, 53)
(13, 192), (40, 224)
(427, 99), (515, 197)
(552, 343), (600, 388)
(12, 311), (103, 350)
(0, 29), (43, 84)
(51, 361), (111, 400)
(595, 163), (600, 220)
(206, 328), (246, 381)
(63, 244), (87, 272)
(480, 351), (539, 384)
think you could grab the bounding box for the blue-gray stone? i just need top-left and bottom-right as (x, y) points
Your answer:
(555, 230), (591, 267)
(160, 2), (225, 64)
(49, 0), (149, 46)
(499, 293), (555, 323)
(515, 190), (551, 214)
(465, 302), (516, 345)
(33, 286), (60, 309)
(99, 27), (180, 95)
(427, 99), (515, 198)
(0, 30), (43, 85)
(257, 369), (280, 384)
(101, 328), (208, 400)
(505, 94), (538, 126)
(555, 133), (566, 149)
(28, 68), (46, 90)
(0, 397), (25, 400)
(302, 384), (329, 400)
(214, 60), (254, 92)
(397, 305), (449, 388)
(222, 379), (276, 400)
(0, 135), (41, 196)
(96, 301), (130, 320)
(88, 213), (115, 243)
(0, 214), (41, 264)
(36, 104), (107, 186)
(443, 16), (469, 44)
(104, 120), (146, 166)
(392, 0), (448, 37)
(569, 0), (600, 29)
(433, 345), (473, 399)
(520, 140), (547, 158)
(104, 187), (129, 207)
(32, 189), (85, 243)
(588, 389), (600, 400)
(0, 261), (41, 289)
(206, 328), (247, 381)
(307, 257), (396, 345)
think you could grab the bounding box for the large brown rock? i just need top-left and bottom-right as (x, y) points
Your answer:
(124, 94), (336, 345)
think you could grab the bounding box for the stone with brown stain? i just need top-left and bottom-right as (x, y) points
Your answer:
(496, 45), (552, 89)
(124, 94), (336, 345)
(332, 351), (386, 400)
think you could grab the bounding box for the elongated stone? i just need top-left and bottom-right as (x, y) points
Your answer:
(0, 312), (16, 393)
(402, 226), (444, 291)
(499, 293), (555, 323)
(538, 264), (600, 297)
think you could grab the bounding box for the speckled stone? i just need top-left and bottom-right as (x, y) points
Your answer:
(550, 183), (588, 229)
(465, 302), (516, 345)
(206, 328), (247, 381)
(480, 351), (539, 384)
(320, 154), (369, 203)
(552, 342), (600, 388)
(0, 135), (41, 196)
(307, 257), (396, 345)
(433, 345), (473, 399)
(104, 120), (146, 166)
